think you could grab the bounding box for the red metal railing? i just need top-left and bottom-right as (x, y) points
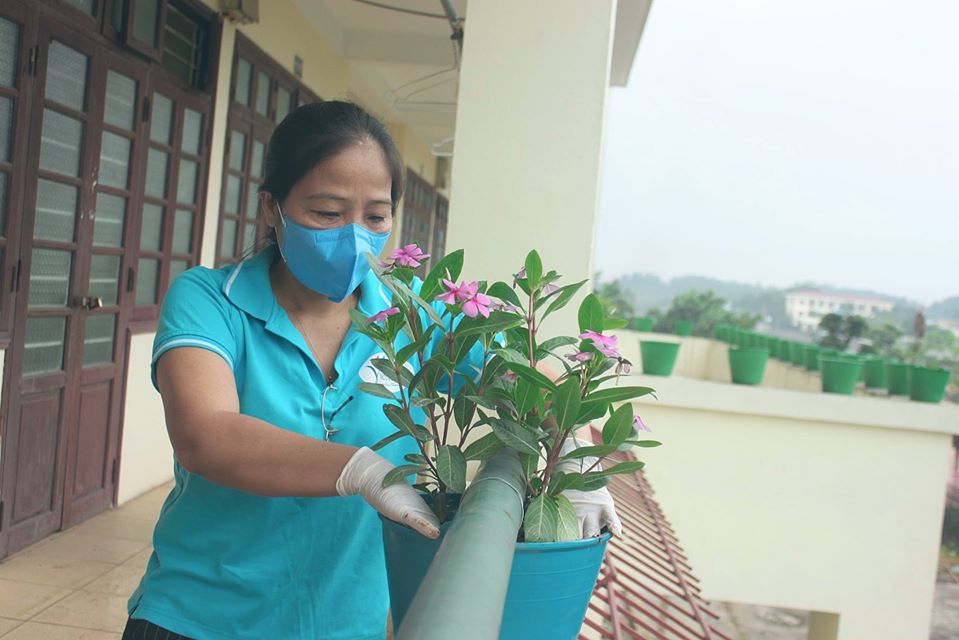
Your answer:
(580, 428), (733, 640)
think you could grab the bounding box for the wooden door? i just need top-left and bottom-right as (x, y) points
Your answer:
(0, 14), (136, 556)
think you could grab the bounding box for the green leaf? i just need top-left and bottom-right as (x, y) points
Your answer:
(382, 404), (432, 442)
(580, 473), (612, 491)
(591, 460), (646, 478)
(409, 288), (446, 328)
(371, 358), (412, 386)
(524, 250), (543, 290)
(411, 396), (445, 409)
(395, 324), (436, 366)
(537, 336), (578, 356)
(370, 430), (409, 451)
(420, 249), (465, 301)
(463, 432), (504, 461)
(586, 386), (656, 405)
(357, 382), (397, 400)
(604, 317), (629, 330)
(502, 362), (558, 392)
(436, 445), (467, 493)
(381, 464), (426, 488)
(553, 494), (581, 541)
(453, 380), (478, 428)
(492, 347), (527, 364)
(576, 399), (611, 423)
(542, 280), (587, 320)
(547, 470), (585, 496)
(559, 443), (619, 460)
(552, 377), (583, 429)
(455, 311), (524, 338)
(404, 453), (429, 465)
(523, 494), (558, 542)
(578, 293), (605, 333)
(602, 404), (634, 446)
(513, 378), (538, 416)
(487, 281), (524, 309)
(624, 439), (662, 448)
(520, 451), (540, 478)
(490, 419), (541, 457)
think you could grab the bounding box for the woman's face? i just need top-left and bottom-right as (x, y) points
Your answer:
(262, 141), (394, 240)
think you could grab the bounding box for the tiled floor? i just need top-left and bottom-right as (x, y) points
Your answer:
(0, 482), (171, 639)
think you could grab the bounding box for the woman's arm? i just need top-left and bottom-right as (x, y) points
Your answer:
(156, 347), (356, 497)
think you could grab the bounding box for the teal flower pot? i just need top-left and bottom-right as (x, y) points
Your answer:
(382, 504), (610, 639)
(728, 347), (768, 385)
(887, 362), (910, 395)
(820, 358), (862, 395)
(862, 357), (888, 389)
(909, 366), (950, 403)
(674, 320), (693, 336)
(640, 340), (680, 376)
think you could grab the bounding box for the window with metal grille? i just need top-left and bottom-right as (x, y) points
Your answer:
(215, 34), (321, 267)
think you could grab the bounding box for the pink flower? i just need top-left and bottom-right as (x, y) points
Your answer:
(633, 414), (652, 433)
(615, 359), (632, 374)
(579, 330), (621, 358)
(490, 301), (522, 314)
(566, 351), (593, 363)
(436, 279), (467, 304)
(368, 306), (400, 323)
(542, 283), (560, 295)
(388, 244), (430, 268)
(500, 371), (519, 382)
(462, 286), (492, 319)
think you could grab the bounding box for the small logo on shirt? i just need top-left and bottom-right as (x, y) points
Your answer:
(359, 352), (414, 393)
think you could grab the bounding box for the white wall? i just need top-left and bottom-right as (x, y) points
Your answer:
(628, 374), (959, 639)
(117, 333), (172, 504)
(445, 0), (617, 338)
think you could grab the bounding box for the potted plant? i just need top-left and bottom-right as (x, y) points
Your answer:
(640, 340), (681, 376)
(909, 364), (951, 403)
(674, 319), (693, 336)
(631, 316), (654, 332)
(728, 346), (768, 385)
(886, 360), (910, 395)
(351, 247), (660, 637)
(820, 355), (862, 395)
(862, 356), (888, 390)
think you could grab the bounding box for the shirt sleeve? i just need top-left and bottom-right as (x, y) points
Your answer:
(150, 268), (238, 390)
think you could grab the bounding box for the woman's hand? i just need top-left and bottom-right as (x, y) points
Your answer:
(556, 437), (623, 538)
(336, 447), (441, 539)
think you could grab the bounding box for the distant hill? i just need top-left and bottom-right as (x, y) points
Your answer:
(929, 296), (959, 321)
(608, 273), (950, 330)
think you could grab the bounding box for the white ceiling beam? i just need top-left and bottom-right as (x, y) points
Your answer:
(343, 30), (457, 66)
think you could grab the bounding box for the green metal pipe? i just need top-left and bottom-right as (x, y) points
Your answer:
(396, 448), (525, 640)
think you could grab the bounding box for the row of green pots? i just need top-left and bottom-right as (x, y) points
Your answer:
(630, 317), (693, 336)
(714, 325), (951, 402)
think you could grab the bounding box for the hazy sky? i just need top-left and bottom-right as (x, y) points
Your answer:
(594, 0), (958, 305)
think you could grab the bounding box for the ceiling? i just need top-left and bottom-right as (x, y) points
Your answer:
(291, 0), (649, 153)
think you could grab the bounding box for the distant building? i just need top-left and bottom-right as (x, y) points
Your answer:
(785, 290), (895, 331)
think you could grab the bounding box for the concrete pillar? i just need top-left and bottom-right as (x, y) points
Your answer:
(807, 611), (839, 640)
(446, 0), (617, 336)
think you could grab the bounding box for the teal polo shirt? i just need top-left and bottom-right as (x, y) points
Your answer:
(128, 246), (484, 640)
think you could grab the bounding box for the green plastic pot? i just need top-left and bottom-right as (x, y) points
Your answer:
(804, 345), (821, 371)
(789, 342), (806, 366)
(640, 340), (680, 376)
(674, 320), (693, 336)
(909, 366), (950, 403)
(777, 340), (791, 361)
(886, 361), (910, 395)
(633, 317), (654, 332)
(862, 358), (888, 389)
(820, 358), (862, 395)
(728, 347), (768, 385)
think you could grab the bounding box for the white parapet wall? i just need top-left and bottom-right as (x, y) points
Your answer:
(616, 334), (959, 640)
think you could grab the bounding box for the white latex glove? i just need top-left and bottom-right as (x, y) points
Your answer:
(335, 447), (440, 539)
(555, 436), (623, 539)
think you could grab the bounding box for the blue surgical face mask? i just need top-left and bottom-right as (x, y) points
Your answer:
(275, 203), (391, 303)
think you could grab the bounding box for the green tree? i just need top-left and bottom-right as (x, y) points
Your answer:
(859, 322), (904, 355)
(594, 277), (635, 319)
(652, 290), (757, 336)
(818, 313), (867, 350)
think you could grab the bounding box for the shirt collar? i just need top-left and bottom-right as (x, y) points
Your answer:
(222, 244), (394, 322)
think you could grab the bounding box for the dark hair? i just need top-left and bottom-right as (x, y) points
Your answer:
(259, 100), (404, 210)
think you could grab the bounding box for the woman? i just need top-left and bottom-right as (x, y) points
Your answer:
(124, 101), (620, 639)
